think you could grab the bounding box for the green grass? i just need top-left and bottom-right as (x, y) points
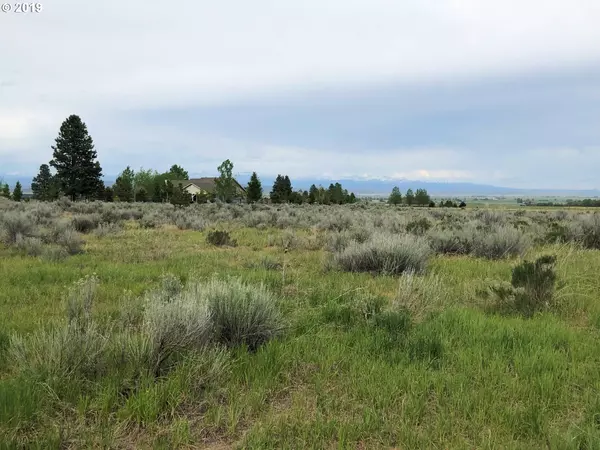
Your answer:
(2, 207), (600, 448)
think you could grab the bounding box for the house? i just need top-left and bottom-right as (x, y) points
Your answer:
(173, 177), (246, 203)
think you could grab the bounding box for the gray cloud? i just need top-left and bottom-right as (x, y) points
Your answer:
(1, 0), (600, 188)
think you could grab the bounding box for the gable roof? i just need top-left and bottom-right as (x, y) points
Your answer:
(173, 177), (246, 193)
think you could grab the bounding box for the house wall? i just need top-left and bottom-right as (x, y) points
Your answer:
(184, 185), (206, 195)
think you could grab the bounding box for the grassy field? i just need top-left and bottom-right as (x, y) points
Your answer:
(1, 200), (600, 449)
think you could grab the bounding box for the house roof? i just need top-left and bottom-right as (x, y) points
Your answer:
(173, 177), (246, 193)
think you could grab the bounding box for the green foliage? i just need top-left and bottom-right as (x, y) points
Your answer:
(50, 114), (104, 200)
(486, 255), (559, 317)
(270, 174), (293, 203)
(414, 188), (431, 206)
(206, 230), (237, 247)
(113, 166), (135, 202)
(0, 212), (33, 245)
(170, 183), (192, 207)
(405, 188), (415, 206)
(168, 164), (189, 180)
(0, 183), (10, 198)
(388, 186), (403, 205)
(12, 182), (23, 202)
(246, 171), (263, 203)
(214, 159), (237, 203)
(31, 164), (60, 201)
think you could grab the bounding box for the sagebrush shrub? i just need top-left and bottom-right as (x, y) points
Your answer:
(406, 217), (432, 236)
(206, 230), (237, 247)
(471, 225), (530, 260)
(9, 321), (109, 386)
(15, 235), (44, 256)
(71, 214), (101, 233)
(332, 232), (431, 275)
(199, 278), (284, 351)
(0, 212), (33, 245)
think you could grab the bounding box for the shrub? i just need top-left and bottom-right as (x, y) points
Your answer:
(405, 217), (432, 236)
(332, 232), (431, 275)
(93, 222), (122, 238)
(143, 293), (213, 376)
(9, 321), (109, 387)
(471, 225), (530, 260)
(486, 255), (559, 317)
(577, 214), (600, 249)
(15, 235), (44, 257)
(200, 278), (284, 351)
(428, 229), (473, 255)
(206, 230), (237, 247)
(55, 227), (84, 255)
(71, 214), (101, 233)
(0, 212), (33, 245)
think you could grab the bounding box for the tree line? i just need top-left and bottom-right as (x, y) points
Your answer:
(20, 114), (360, 206)
(388, 186), (466, 208)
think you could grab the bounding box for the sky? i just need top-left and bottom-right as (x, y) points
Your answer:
(1, 0), (600, 189)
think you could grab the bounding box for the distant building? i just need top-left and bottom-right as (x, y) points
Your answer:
(173, 177), (246, 203)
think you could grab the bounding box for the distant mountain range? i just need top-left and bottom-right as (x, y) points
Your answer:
(2, 173), (599, 198)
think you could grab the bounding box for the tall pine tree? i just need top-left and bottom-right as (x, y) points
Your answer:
(31, 164), (59, 200)
(0, 183), (10, 198)
(50, 115), (103, 201)
(113, 166), (135, 202)
(12, 182), (23, 202)
(246, 172), (263, 203)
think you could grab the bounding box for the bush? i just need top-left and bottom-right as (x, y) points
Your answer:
(200, 278), (284, 351)
(55, 227), (84, 255)
(15, 235), (44, 257)
(9, 321), (109, 387)
(471, 225), (530, 260)
(428, 229), (473, 255)
(332, 232), (431, 275)
(206, 230), (237, 247)
(485, 255), (559, 317)
(142, 292), (213, 376)
(71, 214), (101, 233)
(0, 212), (33, 245)
(405, 218), (432, 236)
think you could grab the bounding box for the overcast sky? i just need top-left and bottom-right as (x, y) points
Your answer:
(1, 0), (600, 188)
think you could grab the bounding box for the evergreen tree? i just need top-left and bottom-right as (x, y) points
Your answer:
(308, 184), (318, 204)
(388, 186), (403, 205)
(283, 176), (293, 202)
(113, 166), (135, 202)
(349, 192), (357, 203)
(214, 159), (237, 202)
(170, 182), (192, 207)
(168, 164), (189, 180)
(415, 188), (431, 206)
(246, 171), (263, 203)
(31, 164), (60, 200)
(12, 181), (23, 202)
(270, 175), (285, 203)
(50, 115), (103, 200)
(103, 186), (114, 202)
(405, 188), (415, 206)
(1, 183), (10, 198)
